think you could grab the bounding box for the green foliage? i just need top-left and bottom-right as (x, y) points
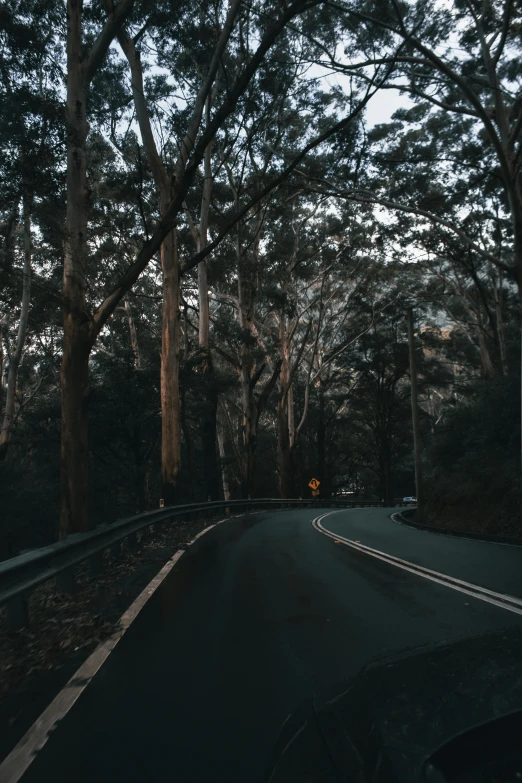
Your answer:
(1, 0), (522, 548)
(424, 370), (521, 535)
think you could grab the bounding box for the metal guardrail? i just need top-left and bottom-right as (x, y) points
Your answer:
(0, 498), (414, 626)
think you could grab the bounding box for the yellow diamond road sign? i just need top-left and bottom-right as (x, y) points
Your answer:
(308, 478), (320, 490)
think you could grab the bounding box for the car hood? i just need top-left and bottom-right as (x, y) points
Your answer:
(266, 627), (522, 782)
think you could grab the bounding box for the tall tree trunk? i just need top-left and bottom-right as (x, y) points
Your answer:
(181, 307), (196, 501)
(510, 186), (522, 481)
(124, 297), (141, 369)
(288, 384), (295, 447)
(60, 324), (91, 538)
(160, 203), (181, 506)
(0, 190), (32, 461)
(217, 420), (231, 501)
(317, 380), (325, 495)
(493, 270), (508, 377)
(201, 386), (219, 500)
(180, 387), (196, 501)
(239, 361), (256, 498)
(198, 134), (211, 350)
(277, 402), (293, 498)
(130, 418), (147, 512)
(60, 0), (133, 538)
(277, 314), (293, 498)
(60, 1), (91, 536)
(198, 137), (220, 500)
(378, 442), (392, 503)
(0, 319), (5, 414)
(237, 229), (257, 498)
(0, 207), (17, 418)
(406, 306), (423, 514)
(477, 327), (494, 378)
(120, 37), (183, 508)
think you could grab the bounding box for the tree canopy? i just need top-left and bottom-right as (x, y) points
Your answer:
(0, 0), (521, 552)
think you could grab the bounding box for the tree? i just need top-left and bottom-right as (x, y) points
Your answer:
(312, 0), (522, 470)
(0, 0), (64, 461)
(58, 0), (329, 535)
(3, 0), (520, 551)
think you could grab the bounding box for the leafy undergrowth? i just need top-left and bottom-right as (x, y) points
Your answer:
(422, 500), (522, 540)
(0, 516), (215, 758)
(422, 375), (521, 540)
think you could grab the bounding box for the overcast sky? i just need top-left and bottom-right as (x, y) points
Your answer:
(364, 88), (412, 127)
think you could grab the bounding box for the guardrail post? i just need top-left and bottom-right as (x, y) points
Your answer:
(6, 594), (29, 630)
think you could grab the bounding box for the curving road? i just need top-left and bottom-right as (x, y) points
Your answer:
(6, 507), (522, 782)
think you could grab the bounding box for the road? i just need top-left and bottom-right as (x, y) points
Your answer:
(8, 507), (522, 782)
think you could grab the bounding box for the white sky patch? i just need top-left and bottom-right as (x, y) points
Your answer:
(364, 89), (413, 127)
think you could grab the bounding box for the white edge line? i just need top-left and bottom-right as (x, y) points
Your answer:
(0, 513), (242, 783)
(315, 510), (522, 607)
(320, 519), (522, 609)
(312, 512), (522, 618)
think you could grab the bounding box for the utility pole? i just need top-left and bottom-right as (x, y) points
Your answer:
(406, 306), (423, 515)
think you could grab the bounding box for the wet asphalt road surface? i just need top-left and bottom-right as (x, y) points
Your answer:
(17, 508), (522, 782)
(325, 507), (522, 598)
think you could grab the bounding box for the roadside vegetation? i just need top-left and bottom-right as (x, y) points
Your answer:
(0, 0), (521, 549)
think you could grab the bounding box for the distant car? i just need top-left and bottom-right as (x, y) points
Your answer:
(403, 496), (417, 502)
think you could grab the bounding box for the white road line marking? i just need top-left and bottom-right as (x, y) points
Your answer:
(0, 515), (236, 783)
(312, 511), (522, 617)
(321, 517), (522, 609)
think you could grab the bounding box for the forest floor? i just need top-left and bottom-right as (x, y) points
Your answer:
(0, 515), (215, 763)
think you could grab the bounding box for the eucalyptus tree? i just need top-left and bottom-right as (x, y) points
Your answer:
(0, 0), (64, 461)
(417, 234), (512, 379)
(318, 0), (521, 285)
(57, 0), (348, 534)
(179, 26), (362, 497)
(306, 0), (522, 470)
(56, 0), (389, 526)
(177, 13), (320, 500)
